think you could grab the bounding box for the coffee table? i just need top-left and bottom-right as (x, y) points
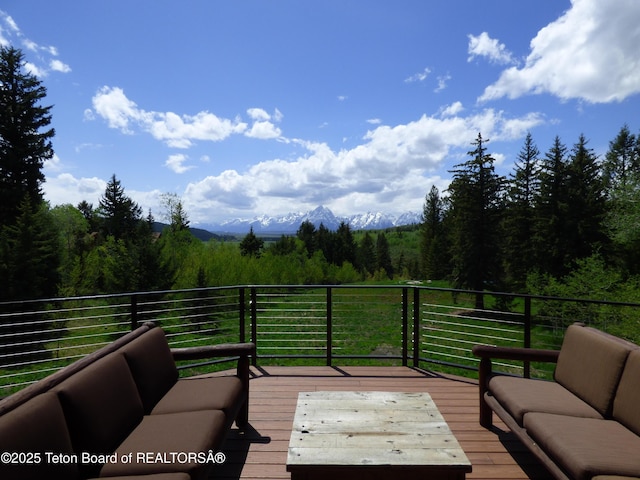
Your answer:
(286, 391), (472, 480)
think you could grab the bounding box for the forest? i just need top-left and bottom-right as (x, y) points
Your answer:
(2, 44), (640, 311)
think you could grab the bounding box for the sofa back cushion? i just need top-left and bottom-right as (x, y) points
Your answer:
(55, 352), (144, 477)
(120, 326), (179, 413)
(554, 324), (632, 416)
(613, 349), (640, 435)
(0, 392), (79, 480)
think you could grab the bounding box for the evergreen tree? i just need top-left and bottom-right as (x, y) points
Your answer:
(0, 46), (54, 227)
(334, 221), (356, 266)
(503, 133), (540, 288)
(564, 134), (607, 261)
(420, 185), (448, 280)
(297, 220), (317, 257)
(447, 133), (505, 308)
(98, 174), (143, 240)
(376, 232), (393, 279)
(533, 136), (570, 278)
(239, 226), (264, 257)
(602, 124), (639, 195)
(358, 232), (377, 276)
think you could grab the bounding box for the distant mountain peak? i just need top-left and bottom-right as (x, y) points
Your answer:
(195, 206), (421, 234)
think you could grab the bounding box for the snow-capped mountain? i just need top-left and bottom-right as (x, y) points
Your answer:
(196, 206), (421, 234)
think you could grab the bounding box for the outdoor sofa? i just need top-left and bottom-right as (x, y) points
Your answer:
(473, 322), (640, 480)
(0, 322), (255, 480)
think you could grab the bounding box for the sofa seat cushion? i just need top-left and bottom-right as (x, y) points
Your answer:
(554, 324), (633, 416)
(55, 353), (144, 478)
(524, 413), (640, 480)
(488, 375), (602, 426)
(151, 376), (244, 420)
(120, 327), (179, 414)
(100, 410), (226, 478)
(0, 392), (80, 480)
(613, 350), (640, 436)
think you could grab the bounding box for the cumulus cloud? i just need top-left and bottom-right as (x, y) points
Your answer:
(479, 0), (640, 103)
(182, 108), (545, 221)
(42, 173), (107, 207)
(467, 32), (515, 65)
(90, 86), (288, 147)
(165, 154), (194, 174)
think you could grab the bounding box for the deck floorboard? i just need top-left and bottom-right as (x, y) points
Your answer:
(208, 366), (549, 480)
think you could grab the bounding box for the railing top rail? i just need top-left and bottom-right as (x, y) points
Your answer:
(3, 283), (640, 310)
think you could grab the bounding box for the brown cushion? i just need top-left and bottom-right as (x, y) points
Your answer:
(613, 350), (640, 436)
(524, 413), (640, 480)
(554, 324), (632, 415)
(55, 353), (144, 477)
(100, 410), (226, 478)
(488, 375), (602, 426)
(120, 327), (179, 414)
(0, 392), (79, 480)
(151, 376), (244, 420)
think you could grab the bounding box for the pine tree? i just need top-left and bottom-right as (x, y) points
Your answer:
(420, 185), (448, 280)
(564, 134), (607, 261)
(98, 174), (143, 240)
(376, 232), (393, 279)
(602, 124), (639, 195)
(239, 227), (264, 257)
(358, 232), (377, 276)
(0, 46), (55, 226)
(503, 133), (540, 288)
(447, 133), (505, 308)
(533, 136), (569, 278)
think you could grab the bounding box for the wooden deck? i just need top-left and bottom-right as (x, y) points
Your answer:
(208, 366), (550, 480)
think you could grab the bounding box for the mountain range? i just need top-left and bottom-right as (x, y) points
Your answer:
(194, 206), (422, 235)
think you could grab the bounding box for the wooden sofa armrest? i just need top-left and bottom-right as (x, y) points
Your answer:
(472, 345), (560, 429)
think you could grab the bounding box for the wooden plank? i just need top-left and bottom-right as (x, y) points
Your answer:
(287, 391), (471, 474)
(208, 366), (548, 480)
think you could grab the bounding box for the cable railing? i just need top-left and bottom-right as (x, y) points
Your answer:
(2, 283), (640, 396)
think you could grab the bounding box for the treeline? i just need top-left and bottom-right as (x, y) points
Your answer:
(421, 128), (640, 309)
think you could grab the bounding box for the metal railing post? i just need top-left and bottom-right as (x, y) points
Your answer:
(402, 288), (408, 367)
(524, 296), (532, 378)
(239, 287), (246, 343)
(326, 287), (333, 366)
(131, 294), (138, 331)
(413, 288), (420, 368)
(250, 287), (257, 366)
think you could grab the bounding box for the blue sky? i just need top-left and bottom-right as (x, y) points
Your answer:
(2, 1), (640, 225)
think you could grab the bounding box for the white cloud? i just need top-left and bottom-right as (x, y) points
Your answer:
(181, 108), (545, 221)
(479, 0), (640, 103)
(244, 108), (283, 139)
(435, 74), (452, 93)
(405, 67), (431, 83)
(42, 174), (107, 208)
(165, 154), (194, 174)
(0, 11), (70, 77)
(367, 118), (382, 125)
(91, 87), (292, 147)
(247, 108), (271, 121)
(50, 59), (71, 73)
(440, 101), (464, 117)
(467, 32), (515, 65)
